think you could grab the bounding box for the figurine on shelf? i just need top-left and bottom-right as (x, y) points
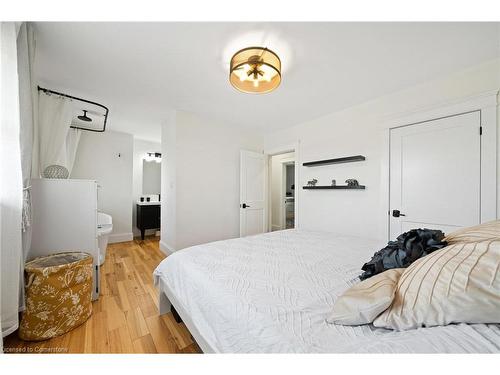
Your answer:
(331, 179), (336, 186)
(307, 179), (318, 187)
(345, 179), (359, 187)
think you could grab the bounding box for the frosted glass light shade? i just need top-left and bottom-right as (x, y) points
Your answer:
(229, 47), (281, 94)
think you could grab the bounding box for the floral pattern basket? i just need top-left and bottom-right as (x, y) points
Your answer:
(19, 252), (93, 341)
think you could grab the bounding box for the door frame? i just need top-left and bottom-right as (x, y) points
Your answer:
(280, 160), (295, 230)
(384, 90), (498, 240)
(265, 142), (300, 231)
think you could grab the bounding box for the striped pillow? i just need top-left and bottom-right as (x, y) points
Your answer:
(373, 239), (500, 331)
(327, 268), (404, 325)
(445, 220), (500, 244)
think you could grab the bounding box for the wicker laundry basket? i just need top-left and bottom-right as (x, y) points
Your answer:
(19, 252), (93, 341)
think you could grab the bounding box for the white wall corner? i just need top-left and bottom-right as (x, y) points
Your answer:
(161, 111), (177, 253)
(159, 240), (175, 256)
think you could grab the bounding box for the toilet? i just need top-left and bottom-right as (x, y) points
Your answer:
(97, 212), (113, 265)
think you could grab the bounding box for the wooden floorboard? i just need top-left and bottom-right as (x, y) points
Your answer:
(3, 237), (201, 354)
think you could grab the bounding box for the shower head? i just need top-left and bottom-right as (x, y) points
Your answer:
(77, 110), (92, 122)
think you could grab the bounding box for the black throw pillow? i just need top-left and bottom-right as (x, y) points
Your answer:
(359, 228), (447, 280)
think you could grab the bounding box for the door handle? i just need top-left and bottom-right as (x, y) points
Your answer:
(392, 209), (406, 218)
(242, 203), (251, 209)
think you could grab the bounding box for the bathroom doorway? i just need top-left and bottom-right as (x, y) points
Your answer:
(269, 152), (295, 231)
(133, 141), (162, 240)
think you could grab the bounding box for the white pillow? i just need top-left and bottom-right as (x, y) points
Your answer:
(327, 268), (404, 325)
(373, 239), (500, 330)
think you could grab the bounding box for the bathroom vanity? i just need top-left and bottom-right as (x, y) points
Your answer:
(136, 201), (161, 240)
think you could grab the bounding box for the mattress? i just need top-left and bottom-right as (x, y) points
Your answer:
(153, 230), (500, 353)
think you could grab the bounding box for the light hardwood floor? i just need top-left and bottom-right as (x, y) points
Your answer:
(4, 237), (201, 354)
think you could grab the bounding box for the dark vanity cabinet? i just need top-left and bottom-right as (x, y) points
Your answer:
(136, 203), (161, 240)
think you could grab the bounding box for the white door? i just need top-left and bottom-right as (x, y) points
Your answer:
(240, 150), (267, 237)
(389, 111), (482, 240)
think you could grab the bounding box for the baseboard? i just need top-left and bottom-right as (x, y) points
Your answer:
(108, 232), (134, 244)
(159, 240), (175, 256)
(271, 225), (282, 231)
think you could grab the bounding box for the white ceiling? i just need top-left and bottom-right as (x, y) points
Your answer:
(34, 22), (500, 141)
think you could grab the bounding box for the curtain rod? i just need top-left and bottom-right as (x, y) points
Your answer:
(37, 85), (109, 133)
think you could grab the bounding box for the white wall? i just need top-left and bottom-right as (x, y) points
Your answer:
(264, 59), (500, 242)
(161, 112), (176, 252)
(270, 152), (294, 230)
(132, 138), (161, 237)
(71, 130), (134, 243)
(161, 111), (263, 252)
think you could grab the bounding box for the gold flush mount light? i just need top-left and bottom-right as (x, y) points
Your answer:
(229, 47), (281, 94)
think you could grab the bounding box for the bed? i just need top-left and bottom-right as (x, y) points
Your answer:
(153, 229), (500, 353)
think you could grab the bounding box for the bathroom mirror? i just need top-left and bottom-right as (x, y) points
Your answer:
(142, 159), (161, 195)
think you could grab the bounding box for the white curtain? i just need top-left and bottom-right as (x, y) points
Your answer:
(37, 92), (76, 175)
(66, 128), (82, 174)
(0, 22), (24, 339)
(17, 22), (36, 236)
(17, 22), (37, 318)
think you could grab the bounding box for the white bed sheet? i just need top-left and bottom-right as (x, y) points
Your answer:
(153, 230), (500, 353)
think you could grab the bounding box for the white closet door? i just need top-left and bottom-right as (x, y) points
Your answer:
(240, 150), (267, 237)
(389, 111), (481, 240)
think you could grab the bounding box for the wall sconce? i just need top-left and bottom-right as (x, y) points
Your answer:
(144, 152), (162, 163)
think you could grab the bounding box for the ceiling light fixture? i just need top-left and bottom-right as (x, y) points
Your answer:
(229, 47), (281, 94)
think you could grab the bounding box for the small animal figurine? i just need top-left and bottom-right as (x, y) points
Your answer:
(307, 179), (318, 187)
(331, 179), (336, 186)
(345, 179), (359, 187)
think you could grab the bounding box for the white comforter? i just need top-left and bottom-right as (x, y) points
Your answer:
(153, 230), (500, 353)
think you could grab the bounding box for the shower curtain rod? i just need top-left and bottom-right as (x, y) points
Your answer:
(37, 86), (109, 132)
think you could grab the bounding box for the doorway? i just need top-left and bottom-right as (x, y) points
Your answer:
(269, 152), (295, 231)
(239, 146), (299, 237)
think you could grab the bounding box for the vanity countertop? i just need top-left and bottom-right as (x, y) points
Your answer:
(136, 201), (161, 206)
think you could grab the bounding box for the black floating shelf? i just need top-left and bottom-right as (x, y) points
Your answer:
(303, 185), (366, 190)
(303, 155), (365, 167)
